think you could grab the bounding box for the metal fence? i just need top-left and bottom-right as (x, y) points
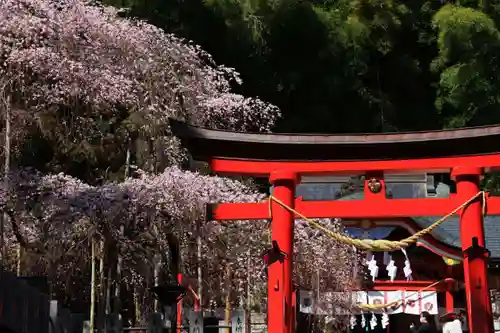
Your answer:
(0, 269), (87, 333)
(0, 268), (267, 333)
(0, 268), (50, 333)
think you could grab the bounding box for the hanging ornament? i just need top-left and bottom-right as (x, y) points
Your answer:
(369, 264), (379, 281)
(361, 313), (366, 328)
(370, 313), (378, 330)
(443, 257), (461, 266)
(381, 312), (389, 329)
(401, 249), (413, 280)
(366, 252), (379, 281)
(350, 315), (357, 329)
(386, 255), (397, 281)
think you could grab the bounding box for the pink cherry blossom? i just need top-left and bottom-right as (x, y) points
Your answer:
(0, 0), (355, 324)
(0, 0), (280, 166)
(2, 167), (357, 318)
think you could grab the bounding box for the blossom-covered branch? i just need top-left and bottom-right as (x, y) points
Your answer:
(2, 167), (356, 308)
(0, 0), (280, 181)
(0, 0), (356, 325)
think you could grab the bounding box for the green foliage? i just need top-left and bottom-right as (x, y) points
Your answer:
(432, 4), (500, 127)
(99, 0), (500, 133)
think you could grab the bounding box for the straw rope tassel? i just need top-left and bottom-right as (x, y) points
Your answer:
(268, 191), (485, 252)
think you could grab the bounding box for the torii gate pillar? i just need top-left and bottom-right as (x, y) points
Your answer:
(268, 171), (300, 333)
(453, 167), (493, 333)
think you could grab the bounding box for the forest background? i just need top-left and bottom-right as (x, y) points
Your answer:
(105, 0), (498, 133)
(109, 0), (500, 190)
(0, 0), (499, 330)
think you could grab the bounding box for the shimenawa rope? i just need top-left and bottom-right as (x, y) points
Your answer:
(268, 191), (485, 252)
(266, 191), (484, 310)
(357, 279), (444, 311)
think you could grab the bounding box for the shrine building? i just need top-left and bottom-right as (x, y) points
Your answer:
(294, 174), (500, 333)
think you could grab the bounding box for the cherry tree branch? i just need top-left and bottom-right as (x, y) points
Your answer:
(2, 208), (45, 254)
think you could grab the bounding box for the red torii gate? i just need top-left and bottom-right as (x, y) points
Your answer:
(170, 119), (500, 333)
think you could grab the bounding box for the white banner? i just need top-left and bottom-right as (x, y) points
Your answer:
(386, 291), (403, 314)
(298, 290), (438, 316)
(188, 310), (203, 333)
(299, 290), (315, 314)
(404, 291), (421, 315)
(421, 291), (438, 314)
(231, 309), (246, 333)
(350, 291), (368, 315)
(354, 291), (368, 308)
(367, 291), (386, 314)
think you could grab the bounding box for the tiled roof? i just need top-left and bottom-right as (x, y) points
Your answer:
(413, 215), (500, 258)
(296, 182), (500, 258)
